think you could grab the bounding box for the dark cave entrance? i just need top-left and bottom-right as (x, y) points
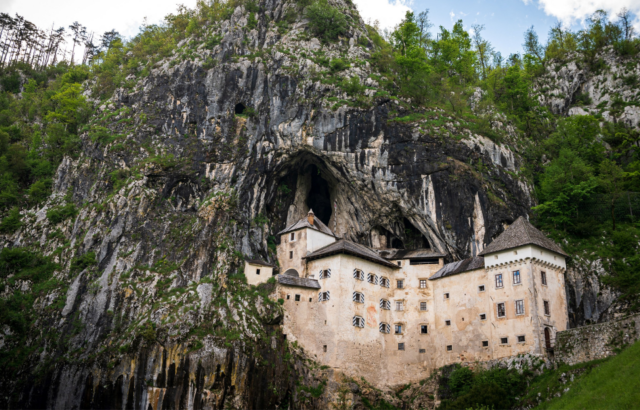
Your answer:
(402, 217), (431, 250)
(306, 164), (332, 226)
(235, 103), (246, 115)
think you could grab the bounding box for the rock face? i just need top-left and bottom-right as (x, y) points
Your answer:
(0, 1), (537, 408)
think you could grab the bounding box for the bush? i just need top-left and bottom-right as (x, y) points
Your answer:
(330, 58), (350, 73)
(342, 76), (364, 96)
(305, 0), (348, 43)
(46, 203), (78, 224)
(70, 252), (97, 274)
(0, 207), (22, 234)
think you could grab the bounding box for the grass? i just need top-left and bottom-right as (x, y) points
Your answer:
(535, 340), (640, 409)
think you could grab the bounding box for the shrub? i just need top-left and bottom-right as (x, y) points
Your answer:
(305, 0), (348, 43)
(46, 203), (78, 224)
(330, 58), (350, 73)
(0, 207), (22, 234)
(342, 76), (363, 96)
(70, 252), (97, 274)
(247, 12), (258, 30)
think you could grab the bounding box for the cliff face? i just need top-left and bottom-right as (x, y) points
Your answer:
(0, 1), (536, 408)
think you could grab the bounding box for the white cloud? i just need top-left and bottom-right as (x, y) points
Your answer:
(450, 11), (456, 21)
(353, 0), (413, 31)
(526, 0), (640, 27)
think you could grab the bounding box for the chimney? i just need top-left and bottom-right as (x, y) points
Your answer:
(307, 209), (315, 226)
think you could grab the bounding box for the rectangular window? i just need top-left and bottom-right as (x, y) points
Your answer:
(380, 277), (390, 288)
(380, 299), (391, 310)
(419, 349), (426, 353)
(444, 293), (450, 300)
(480, 313), (487, 321)
(290, 232), (295, 241)
(367, 273), (378, 284)
(309, 297), (312, 302)
(541, 271), (547, 286)
(398, 343), (405, 351)
(482, 340), (489, 347)
(289, 251), (293, 259)
(420, 302), (427, 311)
(421, 325), (428, 334)
(318, 291), (330, 302)
(379, 323), (391, 333)
(323, 345), (327, 352)
(395, 324), (403, 334)
(516, 299), (525, 315)
(501, 337), (508, 344)
(353, 292), (365, 304)
(286, 295), (290, 300)
(478, 285), (485, 292)
(445, 320), (451, 326)
(397, 280), (404, 289)
(447, 345), (453, 351)
(513, 270), (521, 285)
(397, 261), (402, 267)
(353, 270), (364, 281)
(352, 316), (364, 328)
(256, 269), (261, 275)
(544, 300), (550, 316)
(395, 301), (404, 311)
(517, 335), (526, 343)
(495, 274), (504, 288)
(497, 303), (506, 318)
(295, 294), (300, 302)
(319, 269), (331, 279)
(419, 279), (427, 289)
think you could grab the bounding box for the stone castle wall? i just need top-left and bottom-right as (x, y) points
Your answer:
(554, 314), (640, 365)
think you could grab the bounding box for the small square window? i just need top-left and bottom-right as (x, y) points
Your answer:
(445, 320), (451, 326)
(395, 324), (403, 334)
(517, 335), (526, 343)
(397, 280), (404, 289)
(419, 348), (426, 353)
(482, 340), (489, 347)
(478, 285), (485, 292)
(398, 343), (405, 351)
(323, 345), (327, 352)
(397, 261), (402, 267)
(497, 303), (506, 318)
(420, 302), (427, 311)
(295, 294), (300, 302)
(444, 293), (450, 299)
(446, 345), (453, 351)
(286, 295), (290, 300)
(501, 337), (508, 344)
(289, 251), (293, 259)
(290, 232), (295, 241)
(480, 313), (487, 320)
(420, 279), (427, 289)
(395, 301), (404, 311)
(421, 325), (428, 334)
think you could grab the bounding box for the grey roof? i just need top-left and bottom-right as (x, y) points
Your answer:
(430, 256), (485, 280)
(378, 248), (446, 260)
(277, 214), (335, 237)
(245, 258), (276, 268)
(304, 239), (400, 269)
(277, 274), (321, 289)
(479, 216), (567, 257)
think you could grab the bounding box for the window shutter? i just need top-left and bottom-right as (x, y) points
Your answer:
(352, 316), (358, 327)
(386, 324), (391, 334)
(327, 269), (331, 278)
(319, 269), (324, 279)
(318, 292), (322, 302)
(326, 290), (330, 301)
(374, 275), (379, 285)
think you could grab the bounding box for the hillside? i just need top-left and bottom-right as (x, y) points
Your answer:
(0, 0), (639, 408)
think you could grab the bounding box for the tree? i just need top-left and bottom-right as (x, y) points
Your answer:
(471, 24), (494, 79)
(68, 21), (86, 64)
(99, 29), (120, 52)
(617, 7), (635, 41)
(305, 0), (347, 43)
(599, 159), (625, 231)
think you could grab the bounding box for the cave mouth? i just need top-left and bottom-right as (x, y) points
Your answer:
(306, 164), (332, 226)
(402, 217), (431, 250)
(235, 103), (246, 115)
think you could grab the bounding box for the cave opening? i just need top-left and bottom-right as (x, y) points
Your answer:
(235, 103), (246, 115)
(402, 217), (431, 250)
(306, 164), (332, 226)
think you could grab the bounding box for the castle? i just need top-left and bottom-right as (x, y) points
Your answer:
(245, 211), (568, 387)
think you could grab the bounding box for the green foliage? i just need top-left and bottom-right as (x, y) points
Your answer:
(46, 203), (78, 224)
(329, 58), (350, 73)
(70, 252), (97, 275)
(341, 76), (364, 96)
(0, 207), (22, 233)
(305, 0), (348, 43)
(138, 321), (156, 343)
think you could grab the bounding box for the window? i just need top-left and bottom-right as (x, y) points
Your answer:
(482, 340), (489, 347)
(379, 323), (391, 334)
(290, 232), (295, 241)
(352, 316), (365, 328)
(289, 251), (293, 259)
(380, 299), (391, 310)
(478, 285), (485, 292)
(544, 300), (550, 316)
(319, 269), (331, 279)
(500, 337), (508, 344)
(444, 293), (450, 300)
(495, 274), (503, 288)
(395, 301), (404, 311)
(446, 345), (453, 351)
(309, 297), (312, 302)
(323, 345), (327, 352)
(419, 349), (426, 353)
(541, 271), (547, 286)
(395, 324), (403, 334)
(516, 299), (525, 315)
(421, 325), (428, 334)
(479, 313), (487, 321)
(445, 320), (451, 326)
(398, 343), (405, 350)
(513, 270), (521, 285)
(294, 294), (300, 302)
(397, 279), (404, 289)
(353, 291), (365, 304)
(420, 302), (427, 311)
(318, 291), (330, 302)
(367, 273), (378, 285)
(380, 277), (390, 288)
(517, 335), (526, 343)
(286, 295), (290, 300)
(256, 269), (261, 275)
(353, 269), (364, 281)
(419, 279), (427, 289)
(397, 261), (402, 267)
(497, 303), (506, 318)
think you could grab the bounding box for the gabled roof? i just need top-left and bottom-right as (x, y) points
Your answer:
(277, 274), (321, 289)
(479, 216), (567, 257)
(277, 213), (335, 237)
(304, 239), (400, 269)
(245, 258), (276, 268)
(429, 256), (485, 280)
(378, 248), (446, 260)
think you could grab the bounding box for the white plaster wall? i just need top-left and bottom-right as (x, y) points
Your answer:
(484, 245), (566, 270)
(306, 229), (336, 254)
(244, 262), (273, 286)
(277, 228), (308, 277)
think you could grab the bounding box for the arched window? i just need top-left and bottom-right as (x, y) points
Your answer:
(353, 291), (365, 304)
(318, 291), (330, 302)
(380, 299), (391, 310)
(352, 316), (365, 328)
(379, 323), (391, 334)
(353, 269), (364, 281)
(379, 277), (390, 288)
(319, 269), (331, 279)
(367, 273), (378, 285)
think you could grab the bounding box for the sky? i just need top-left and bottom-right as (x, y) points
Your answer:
(1, 0), (640, 58)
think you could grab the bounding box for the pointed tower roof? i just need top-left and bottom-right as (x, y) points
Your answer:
(479, 216), (567, 257)
(277, 211), (335, 237)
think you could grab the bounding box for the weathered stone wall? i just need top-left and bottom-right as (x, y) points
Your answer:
(555, 314), (640, 365)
